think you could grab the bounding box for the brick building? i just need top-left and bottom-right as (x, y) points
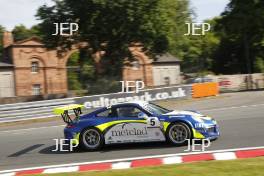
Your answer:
(0, 32), (181, 98)
(0, 62), (15, 97)
(123, 45), (181, 87)
(1, 31), (74, 98)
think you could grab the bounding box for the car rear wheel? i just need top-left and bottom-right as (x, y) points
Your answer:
(80, 128), (104, 151)
(166, 122), (191, 145)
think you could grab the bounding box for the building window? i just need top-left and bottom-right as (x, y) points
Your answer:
(32, 84), (41, 95)
(164, 77), (170, 85)
(131, 61), (140, 70)
(31, 61), (39, 73)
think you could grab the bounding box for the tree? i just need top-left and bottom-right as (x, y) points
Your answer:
(159, 0), (192, 58)
(254, 57), (264, 73)
(0, 25), (5, 60)
(180, 18), (220, 73)
(12, 24), (41, 42)
(212, 0), (264, 74)
(67, 51), (95, 92)
(36, 0), (192, 76)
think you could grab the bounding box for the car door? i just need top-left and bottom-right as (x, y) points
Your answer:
(104, 105), (165, 144)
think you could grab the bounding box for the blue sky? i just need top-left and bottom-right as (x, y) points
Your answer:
(0, 0), (230, 31)
(190, 0), (230, 22)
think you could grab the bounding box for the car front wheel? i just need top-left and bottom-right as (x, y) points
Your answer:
(166, 122), (192, 145)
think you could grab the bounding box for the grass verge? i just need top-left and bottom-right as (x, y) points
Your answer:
(36, 157), (264, 176)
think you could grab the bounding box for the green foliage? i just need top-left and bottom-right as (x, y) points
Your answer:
(81, 64), (95, 81)
(36, 0), (192, 76)
(87, 77), (121, 95)
(254, 57), (264, 73)
(67, 52), (84, 92)
(0, 25), (5, 59)
(181, 18), (220, 73)
(212, 0), (264, 74)
(67, 71), (82, 91)
(67, 51), (120, 95)
(67, 51), (96, 94)
(36, 157), (264, 176)
(12, 25), (40, 41)
(181, 0), (264, 75)
(67, 52), (79, 66)
(158, 0), (192, 58)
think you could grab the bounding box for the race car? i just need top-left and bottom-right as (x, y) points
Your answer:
(53, 101), (220, 151)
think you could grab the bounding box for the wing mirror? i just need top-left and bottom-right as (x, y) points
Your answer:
(138, 112), (148, 119)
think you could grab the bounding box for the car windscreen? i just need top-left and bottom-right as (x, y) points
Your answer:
(144, 103), (171, 116)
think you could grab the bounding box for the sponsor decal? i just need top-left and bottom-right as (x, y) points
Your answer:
(104, 122), (165, 144)
(195, 123), (207, 128)
(111, 123), (148, 137)
(77, 86), (191, 109)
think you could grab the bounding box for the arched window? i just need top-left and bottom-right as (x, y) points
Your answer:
(131, 61), (140, 70)
(31, 61), (39, 73)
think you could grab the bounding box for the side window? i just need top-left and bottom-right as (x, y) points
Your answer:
(96, 109), (112, 117)
(116, 106), (143, 118)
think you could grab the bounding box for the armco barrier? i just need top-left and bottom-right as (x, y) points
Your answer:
(0, 85), (192, 123)
(192, 82), (219, 98)
(0, 98), (75, 123)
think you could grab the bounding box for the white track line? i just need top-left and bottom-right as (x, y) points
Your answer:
(112, 162), (131, 169)
(0, 173), (15, 176)
(43, 166), (79, 174)
(213, 152), (237, 160)
(0, 146), (263, 174)
(0, 125), (65, 134)
(201, 103), (264, 112)
(163, 156), (183, 164)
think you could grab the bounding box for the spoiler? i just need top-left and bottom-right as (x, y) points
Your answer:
(53, 104), (84, 124)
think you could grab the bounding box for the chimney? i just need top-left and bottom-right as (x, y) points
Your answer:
(3, 31), (14, 48)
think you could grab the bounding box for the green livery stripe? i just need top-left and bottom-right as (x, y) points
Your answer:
(192, 128), (205, 139)
(163, 122), (171, 132)
(71, 133), (80, 145)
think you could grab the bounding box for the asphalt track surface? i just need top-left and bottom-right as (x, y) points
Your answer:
(0, 91), (264, 171)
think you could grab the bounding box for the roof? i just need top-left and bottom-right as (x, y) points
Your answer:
(14, 36), (43, 45)
(8, 36), (44, 47)
(113, 100), (149, 107)
(0, 62), (13, 67)
(154, 53), (181, 63)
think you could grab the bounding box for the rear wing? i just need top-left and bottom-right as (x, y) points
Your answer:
(53, 104), (84, 124)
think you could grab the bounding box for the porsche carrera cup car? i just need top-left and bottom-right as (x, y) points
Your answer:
(53, 101), (220, 151)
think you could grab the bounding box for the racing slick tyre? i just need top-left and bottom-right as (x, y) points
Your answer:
(166, 122), (192, 146)
(80, 127), (104, 151)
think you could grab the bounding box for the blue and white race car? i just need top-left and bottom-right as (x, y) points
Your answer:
(53, 101), (220, 151)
